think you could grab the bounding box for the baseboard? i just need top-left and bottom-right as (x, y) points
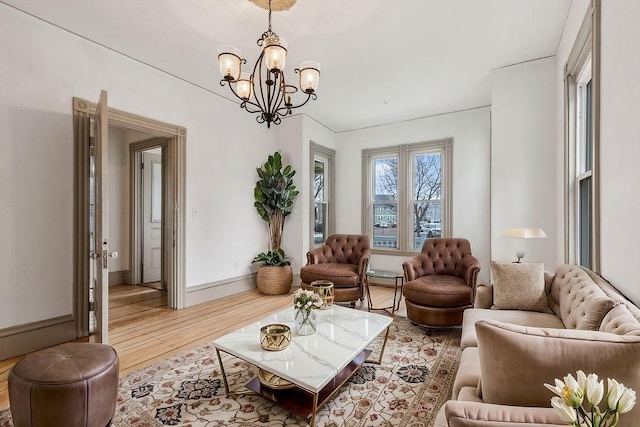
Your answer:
(109, 269), (130, 285)
(185, 273), (256, 307)
(185, 273), (302, 307)
(0, 314), (77, 360)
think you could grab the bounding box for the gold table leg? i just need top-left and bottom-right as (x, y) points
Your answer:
(365, 325), (390, 365)
(215, 348), (255, 398)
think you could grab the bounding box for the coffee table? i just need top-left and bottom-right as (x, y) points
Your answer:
(213, 305), (392, 426)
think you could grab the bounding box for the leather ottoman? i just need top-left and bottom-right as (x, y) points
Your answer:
(8, 343), (119, 427)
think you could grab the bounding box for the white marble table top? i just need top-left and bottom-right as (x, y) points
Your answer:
(213, 305), (392, 393)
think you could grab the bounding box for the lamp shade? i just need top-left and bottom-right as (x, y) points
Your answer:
(218, 46), (242, 81)
(236, 72), (253, 100)
(298, 61), (320, 93)
(504, 228), (547, 239)
(264, 36), (287, 73)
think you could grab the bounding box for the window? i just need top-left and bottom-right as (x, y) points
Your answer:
(577, 70), (593, 268)
(565, 1), (599, 270)
(363, 139), (452, 253)
(310, 143), (334, 247)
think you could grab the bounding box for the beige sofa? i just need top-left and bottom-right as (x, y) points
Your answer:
(435, 264), (640, 427)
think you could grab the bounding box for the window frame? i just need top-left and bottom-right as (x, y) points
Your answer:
(564, 0), (600, 270)
(310, 142), (335, 249)
(362, 138), (452, 255)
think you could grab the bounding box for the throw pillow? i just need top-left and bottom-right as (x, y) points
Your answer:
(490, 261), (550, 313)
(476, 320), (640, 416)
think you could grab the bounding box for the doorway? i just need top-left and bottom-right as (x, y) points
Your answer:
(130, 139), (169, 291)
(73, 94), (186, 343)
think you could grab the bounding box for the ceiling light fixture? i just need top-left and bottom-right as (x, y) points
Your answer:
(217, 0), (320, 128)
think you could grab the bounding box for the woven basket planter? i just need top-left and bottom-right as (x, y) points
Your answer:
(256, 265), (293, 295)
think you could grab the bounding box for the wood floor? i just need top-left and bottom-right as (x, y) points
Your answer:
(0, 283), (403, 410)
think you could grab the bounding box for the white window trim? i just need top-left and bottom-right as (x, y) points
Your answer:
(564, 0), (600, 270)
(362, 138), (452, 255)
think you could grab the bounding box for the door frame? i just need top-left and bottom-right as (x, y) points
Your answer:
(73, 97), (186, 338)
(130, 139), (168, 288)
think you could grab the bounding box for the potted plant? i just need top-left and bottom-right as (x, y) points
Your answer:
(253, 151), (299, 294)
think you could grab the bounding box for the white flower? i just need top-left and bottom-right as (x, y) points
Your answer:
(607, 378), (626, 411)
(576, 371), (587, 390)
(551, 396), (577, 424)
(545, 374), (583, 408)
(617, 387), (637, 414)
(585, 373), (604, 406)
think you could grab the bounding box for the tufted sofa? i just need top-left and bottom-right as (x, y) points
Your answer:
(402, 238), (481, 331)
(300, 234), (371, 305)
(435, 264), (640, 427)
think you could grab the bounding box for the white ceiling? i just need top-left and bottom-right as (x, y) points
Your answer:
(6, 0), (573, 132)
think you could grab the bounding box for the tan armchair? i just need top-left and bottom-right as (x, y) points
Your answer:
(402, 238), (480, 331)
(300, 234), (371, 305)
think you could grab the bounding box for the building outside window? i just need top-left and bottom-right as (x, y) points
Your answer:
(363, 139), (451, 253)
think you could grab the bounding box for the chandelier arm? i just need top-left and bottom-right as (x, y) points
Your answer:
(267, 71), (287, 121)
(220, 79), (264, 113)
(276, 92), (316, 114)
(253, 52), (270, 120)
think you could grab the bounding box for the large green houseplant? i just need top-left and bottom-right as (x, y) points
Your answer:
(253, 151), (299, 294)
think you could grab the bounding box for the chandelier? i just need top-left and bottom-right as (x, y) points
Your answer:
(217, 0), (320, 128)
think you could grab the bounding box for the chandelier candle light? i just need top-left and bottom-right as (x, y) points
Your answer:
(218, 0), (320, 128)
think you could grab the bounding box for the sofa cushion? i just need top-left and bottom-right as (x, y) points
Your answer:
(439, 401), (565, 427)
(452, 347), (480, 400)
(599, 304), (640, 336)
(299, 263), (358, 287)
(551, 265), (616, 330)
(490, 262), (550, 313)
(475, 320), (640, 422)
(403, 275), (473, 307)
(460, 308), (564, 349)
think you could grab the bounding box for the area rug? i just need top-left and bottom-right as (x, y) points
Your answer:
(0, 317), (460, 427)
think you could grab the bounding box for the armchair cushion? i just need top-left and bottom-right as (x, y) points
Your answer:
(490, 262), (550, 313)
(404, 276), (472, 307)
(299, 263), (359, 287)
(476, 320), (640, 417)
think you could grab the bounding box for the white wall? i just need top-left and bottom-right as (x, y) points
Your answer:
(491, 57), (558, 270)
(550, 0), (640, 304)
(0, 5), (276, 329)
(276, 114), (336, 278)
(599, 0), (640, 304)
(335, 108), (491, 282)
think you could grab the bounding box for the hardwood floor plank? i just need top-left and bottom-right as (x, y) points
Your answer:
(0, 284), (404, 410)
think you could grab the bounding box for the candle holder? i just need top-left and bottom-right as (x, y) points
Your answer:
(310, 280), (335, 309)
(260, 324), (291, 351)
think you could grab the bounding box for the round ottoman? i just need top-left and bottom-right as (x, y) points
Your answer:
(8, 343), (119, 427)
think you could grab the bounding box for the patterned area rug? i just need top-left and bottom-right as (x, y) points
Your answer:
(0, 317), (460, 427)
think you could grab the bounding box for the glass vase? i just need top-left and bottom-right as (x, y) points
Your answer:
(294, 308), (316, 335)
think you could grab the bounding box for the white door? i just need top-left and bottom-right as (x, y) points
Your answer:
(93, 90), (110, 343)
(142, 151), (162, 283)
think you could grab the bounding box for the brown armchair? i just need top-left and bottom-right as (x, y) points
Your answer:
(402, 238), (480, 331)
(300, 234), (371, 305)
